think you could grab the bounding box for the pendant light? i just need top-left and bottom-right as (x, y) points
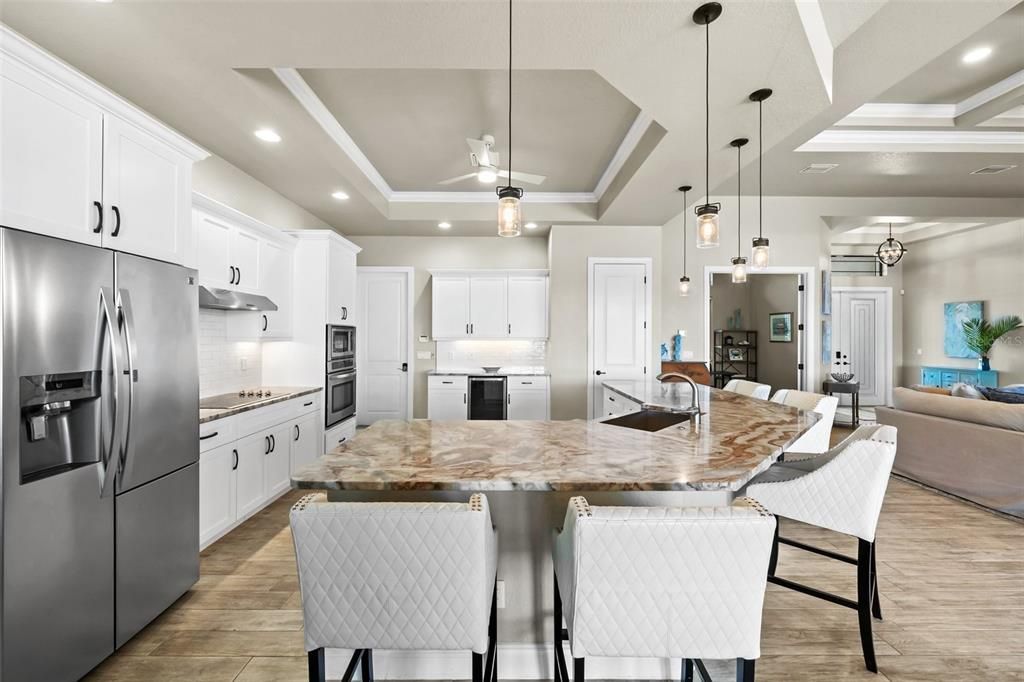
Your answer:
(678, 185), (692, 296)
(876, 223), (907, 266)
(497, 0), (523, 238)
(749, 88), (772, 269)
(729, 137), (748, 283)
(693, 2), (723, 248)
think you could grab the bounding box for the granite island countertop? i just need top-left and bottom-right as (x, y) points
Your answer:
(200, 386), (322, 424)
(602, 379), (713, 412)
(428, 368), (550, 377)
(291, 384), (816, 492)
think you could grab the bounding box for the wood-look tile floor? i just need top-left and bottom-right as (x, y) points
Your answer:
(86, 428), (1024, 682)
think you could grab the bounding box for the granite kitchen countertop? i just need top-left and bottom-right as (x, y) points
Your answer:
(199, 386), (322, 424)
(291, 385), (816, 493)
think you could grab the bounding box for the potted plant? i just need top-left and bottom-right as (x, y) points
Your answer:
(962, 315), (1023, 371)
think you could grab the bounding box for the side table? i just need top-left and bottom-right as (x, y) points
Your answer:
(822, 380), (860, 427)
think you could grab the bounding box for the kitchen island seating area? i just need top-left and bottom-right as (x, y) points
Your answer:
(289, 493), (499, 682)
(552, 496), (776, 682)
(769, 390), (840, 456)
(723, 379), (773, 400)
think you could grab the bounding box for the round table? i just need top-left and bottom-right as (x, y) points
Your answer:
(822, 380), (860, 427)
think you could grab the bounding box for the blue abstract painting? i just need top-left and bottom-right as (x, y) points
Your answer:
(944, 301), (982, 358)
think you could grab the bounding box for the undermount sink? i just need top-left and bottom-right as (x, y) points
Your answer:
(602, 409), (692, 432)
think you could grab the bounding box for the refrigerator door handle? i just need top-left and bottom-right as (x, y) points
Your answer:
(116, 288), (140, 484)
(99, 286), (124, 498)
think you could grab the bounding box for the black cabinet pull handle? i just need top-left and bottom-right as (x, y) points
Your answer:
(264, 436), (270, 454)
(270, 434), (276, 452)
(199, 431), (219, 441)
(507, 394), (510, 404)
(294, 424), (300, 441)
(338, 437), (347, 444)
(508, 323), (511, 334)
(93, 201), (103, 233)
(463, 393), (467, 404)
(237, 268), (241, 286)
(470, 323), (474, 334)
(229, 266), (237, 285)
(303, 401), (313, 407)
(110, 205), (121, 237)
(262, 314), (268, 332)
(232, 449), (238, 470)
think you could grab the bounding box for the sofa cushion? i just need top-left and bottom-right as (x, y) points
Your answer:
(979, 387), (1024, 404)
(950, 382), (987, 400)
(909, 384), (952, 396)
(892, 387), (1024, 432)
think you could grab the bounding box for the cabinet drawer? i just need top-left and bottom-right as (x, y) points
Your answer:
(940, 372), (958, 387)
(428, 375), (467, 390)
(199, 418), (236, 453)
(325, 418), (357, 451)
(920, 369), (941, 387)
(234, 394), (320, 436)
(507, 376), (548, 390)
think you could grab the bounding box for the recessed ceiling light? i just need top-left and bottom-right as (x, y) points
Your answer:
(331, 190), (349, 201)
(962, 46), (992, 64)
(438, 221), (452, 230)
(524, 222), (538, 230)
(799, 163), (838, 174)
(970, 164), (1016, 175)
(253, 128), (281, 143)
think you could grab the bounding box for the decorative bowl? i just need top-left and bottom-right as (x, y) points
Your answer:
(830, 372), (855, 383)
(481, 366), (501, 374)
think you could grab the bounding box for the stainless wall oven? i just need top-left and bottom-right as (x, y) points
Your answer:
(326, 325), (357, 428)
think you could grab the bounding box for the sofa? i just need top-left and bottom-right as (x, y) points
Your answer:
(875, 387), (1024, 518)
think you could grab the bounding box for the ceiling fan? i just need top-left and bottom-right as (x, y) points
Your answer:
(437, 134), (546, 186)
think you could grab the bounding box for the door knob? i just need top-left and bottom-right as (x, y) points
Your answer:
(400, 362), (408, 372)
(595, 370), (606, 376)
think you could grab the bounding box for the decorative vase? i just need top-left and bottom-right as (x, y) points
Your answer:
(660, 343), (669, 361)
(672, 330), (685, 361)
(979, 356), (991, 371)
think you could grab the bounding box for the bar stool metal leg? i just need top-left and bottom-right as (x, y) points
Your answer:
(857, 539), (878, 673)
(737, 658), (756, 682)
(472, 652), (484, 682)
(307, 648), (325, 682)
(871, 542), (883, 620)
(573, 656), (585, 682)
(682, 658), (694, 682)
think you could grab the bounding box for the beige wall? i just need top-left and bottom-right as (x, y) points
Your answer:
(193, 156), (332, 231)
(349, 236), (549, 418)
(901, 220), (1024, 386)
(547, 225), (663, 420)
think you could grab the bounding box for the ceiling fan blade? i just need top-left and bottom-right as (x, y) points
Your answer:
(437, 173), (479, 186)
(498, 169), (546, 185)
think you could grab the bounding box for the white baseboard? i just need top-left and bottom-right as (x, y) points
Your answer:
(326, 644), (682, 679)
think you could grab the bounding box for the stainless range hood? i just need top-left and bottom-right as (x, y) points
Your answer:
(198, 286), (278, 312)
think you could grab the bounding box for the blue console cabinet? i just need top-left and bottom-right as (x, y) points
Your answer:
(920, 366), (998, 388)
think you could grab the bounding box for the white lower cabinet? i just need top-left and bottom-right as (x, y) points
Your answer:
(602, 387), (642, 419)
(324, 417), (357, 452)
(199, 396), (322, 548)
(427, 376), (468, 420)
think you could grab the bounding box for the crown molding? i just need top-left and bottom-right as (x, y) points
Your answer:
(797, 128), (1024, 153)
(282, 228), (362, 254)
(592, 111), (654, 199)
(193, 192), (296, 245)
(795, 0), (833, 103)
(388, 191), (597, 204)
(0, 25), (209, 161)
(955, 69), (1024, 118)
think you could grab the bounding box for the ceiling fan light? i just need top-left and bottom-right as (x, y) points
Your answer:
(477, 168), (498, 184)
(731, 256), (748, 284)
(751, 237), (770, 269)
(678, 276), (691, 297)
(497, 186), (524, 238)
(695, 204), (720, 248)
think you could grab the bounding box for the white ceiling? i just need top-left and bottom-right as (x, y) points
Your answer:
(1, 0), (1020, 236)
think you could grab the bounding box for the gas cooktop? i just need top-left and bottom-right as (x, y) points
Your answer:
(199, 389), (281, 410)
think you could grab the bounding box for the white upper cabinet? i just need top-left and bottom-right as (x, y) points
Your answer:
(0, 59), (104, 246)
(469, 276), (509, 338)
(431, 270), (549, 340)
(432, 276), (472, 339)
(508, 275), (548, 339)
(229, 226), (260, 293)
(194, 213), (233, 289)
(327, 240), (357, 326)
(0, 27), (208, 263)
(102, 116), (192, 264)
(259, 239), (293, 338)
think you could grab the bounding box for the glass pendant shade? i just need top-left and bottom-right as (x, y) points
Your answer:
(751, 237), (770, 269)
(678, 276), (691, 297)
(877, 237), (906, 266)
(731, 256), (748, 283)
(695, 205), (720, 248)
(496, 187), (523, 238)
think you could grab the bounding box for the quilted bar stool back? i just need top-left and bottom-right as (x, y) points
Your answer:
(769, 389), (839, 455)
(290, 493), (498, 682)
(552, 497), (776, 682)
(723, 379), (772, 400)
(745, 424), (898, 673)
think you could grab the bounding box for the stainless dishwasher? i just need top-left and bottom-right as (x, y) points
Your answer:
(468, 376), (507, 420)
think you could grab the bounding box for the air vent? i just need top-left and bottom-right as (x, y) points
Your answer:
(970, 164), (1017, 175)
(800, 163), (839, 174)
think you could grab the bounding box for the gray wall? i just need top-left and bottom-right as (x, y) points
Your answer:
(901, 220), (1024, 386)
(350, 235), (550, 418)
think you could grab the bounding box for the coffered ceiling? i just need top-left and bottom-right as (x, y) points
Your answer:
(1, 0), (1020, 236)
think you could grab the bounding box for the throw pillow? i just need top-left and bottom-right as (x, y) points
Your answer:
(979, 387), (1024, 404)
(950, 382), (987, 400)
(909, 384), (952, 396)
(996, 384), (1024, 395)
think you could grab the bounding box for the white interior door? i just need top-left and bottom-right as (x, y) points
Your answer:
(833, 288), (889, 406)
(588, 261), (650, 419)
(357, 268), (412, 424)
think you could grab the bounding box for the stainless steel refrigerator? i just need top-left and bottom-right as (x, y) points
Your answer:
(1, 228), (200, 681)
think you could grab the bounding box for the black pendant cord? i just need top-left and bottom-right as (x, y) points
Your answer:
(758, 99), (763, 239)
(683, 189), (688, 273)
(889, 222), (893, 240)
(736, 143), (741, 257)
(507, 0), (513, 186)
(704, 20), (710, 204)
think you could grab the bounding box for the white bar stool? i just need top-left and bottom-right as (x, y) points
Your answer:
(552, 497), (776, 682)
(723, 379), (772, 400)
(745, 424), (897, 673)
(289, 493), (498, 682)
(769, 389), (839, 456)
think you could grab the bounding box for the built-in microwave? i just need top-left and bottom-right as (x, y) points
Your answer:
(327, 325), (355, 362)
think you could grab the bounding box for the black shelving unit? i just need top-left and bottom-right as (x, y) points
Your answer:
(712, 329), (757, 388)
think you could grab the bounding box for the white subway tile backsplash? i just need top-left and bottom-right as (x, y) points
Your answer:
(198, 310), (262, 397)
(436, 339), (546, 373)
